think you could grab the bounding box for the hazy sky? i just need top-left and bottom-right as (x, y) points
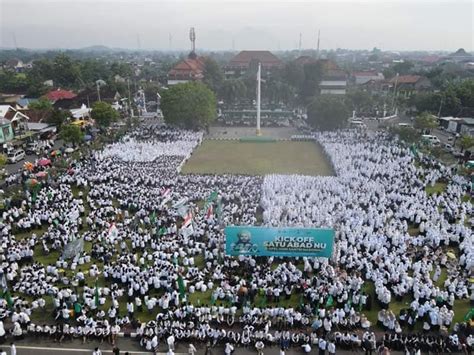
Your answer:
(0, 0), (472, 51)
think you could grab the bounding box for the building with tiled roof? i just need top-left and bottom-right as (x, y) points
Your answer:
(225, 50), (282, 78)
(167, 53), (206, 86)
(319, 61), (348, 95)
(352, 71), (384, 85)
(390, 75), (432, 97)
(44, 89), (77, 103)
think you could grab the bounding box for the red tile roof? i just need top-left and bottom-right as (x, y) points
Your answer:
(44, 89), (77, 102)
(228, 50), (282, 69)
(390, 75), (422, 84)
(168, 57), (206, 80)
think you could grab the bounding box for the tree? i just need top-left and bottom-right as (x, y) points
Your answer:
(219, 79), (247, 104)
(414, 112), (438, 132)
(0, 154), (7, 167)
(346, 89), (374, 114)
(91, 102), (119, 128)
(392, 61), (414, 76)
(392, 126), (419, 144)
(307, 95), (349, 130)
(60, 124), (84, 147)
(52, 54), (80, 88)
(459, 135), (474, 152)
(29, 98), (53, 111)
(203, 58), (224, 94)
(160, 82), (216, 129)
(300, 61), (324, 103)
(282, 62), (305, 89)
(29, 98), (54, 122)
(383, 68), (396, 80)
(47, 109), (69, 130)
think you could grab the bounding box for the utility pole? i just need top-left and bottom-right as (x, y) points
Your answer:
(316, 29), (321, 59)
(391, 73), (399, 116)
(256, 63), (261, 136)
(437, 96), (444, 118)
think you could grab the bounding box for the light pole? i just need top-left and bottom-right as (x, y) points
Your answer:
(256, 63), (261, 136)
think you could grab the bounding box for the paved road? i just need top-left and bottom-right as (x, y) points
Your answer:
(4, 140), (65, 175)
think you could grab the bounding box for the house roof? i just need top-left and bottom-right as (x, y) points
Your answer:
(352, 71), (379, 77)
(0, 105), (13, 118)
(390, 75), (423, 84)
(228, 50), (282, 68)
(168, 57), (206, 79)
(461, 117), (474, 125)
(18, 109), (44, 123)
(44, 89), (77, 102)
(0, 105), (29, 121)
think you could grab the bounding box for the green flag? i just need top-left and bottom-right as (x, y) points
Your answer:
(207, 190), (218, 203)
(94, 280), (100, 307)
(158, 226), (166, 236)
(325, 295), (334, 308)
(0, 289), (13, 309)
(216, 199), (223, 222)
(464, 308), (474, 321)
(177, 274), (185, 301)
(74, 302), (82, 316)
(150, 211), (157, 225)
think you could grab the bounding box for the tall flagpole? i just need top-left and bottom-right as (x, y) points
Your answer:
(256, 62), (261, 136)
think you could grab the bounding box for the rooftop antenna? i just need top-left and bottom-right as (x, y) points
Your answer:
(189, 27), (196, 53)
(316, 29), (321, 59)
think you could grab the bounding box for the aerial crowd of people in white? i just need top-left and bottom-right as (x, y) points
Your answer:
(0, 123), (472, 354)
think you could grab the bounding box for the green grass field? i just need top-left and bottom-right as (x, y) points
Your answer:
(181, 140), (334, 176)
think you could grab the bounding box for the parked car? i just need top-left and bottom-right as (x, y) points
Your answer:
(7, 149), (25, 163)
(421, 134), (441, 146)
(443, 143), (454, 152)
(26, 141), (39, 155)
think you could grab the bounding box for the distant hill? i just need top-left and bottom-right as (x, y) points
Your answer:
(79, 45), (112, 52)
(450, 48), (472, 57)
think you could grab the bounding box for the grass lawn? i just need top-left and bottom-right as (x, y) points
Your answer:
(426, 182), (448, 195)
(181, 140), (334, 176)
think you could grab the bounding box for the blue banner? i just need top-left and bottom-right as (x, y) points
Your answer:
(225, 226), (334, 258)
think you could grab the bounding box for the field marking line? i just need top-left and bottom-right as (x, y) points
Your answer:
(4, 344), (161, 354)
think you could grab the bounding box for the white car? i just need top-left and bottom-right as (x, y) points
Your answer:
(7, 149), (25, 163)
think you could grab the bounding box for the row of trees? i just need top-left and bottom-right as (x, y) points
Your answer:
(0, 54), (137, 97)
(410, 79), (474, 117)
(200, 57), (326, 107)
